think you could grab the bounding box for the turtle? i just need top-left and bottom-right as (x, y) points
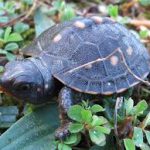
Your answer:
(0, 16), (150, 139)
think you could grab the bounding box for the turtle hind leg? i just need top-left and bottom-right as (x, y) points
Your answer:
(55, 86), (76, 140)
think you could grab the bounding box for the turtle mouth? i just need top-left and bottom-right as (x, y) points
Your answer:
(0, 78), (14, 97)
(0, 86), (4, 93)
(0, 85), (17, 99)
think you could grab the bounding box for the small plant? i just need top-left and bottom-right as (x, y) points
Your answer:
(47, 0), (76, 21)
(108, 5), (119, 19)
(139, 26), (150, 39)
(0, 1), (16, 23)
(56, 101), (111, 149)
(139, 0), (150, 6)
(0, 27), (23, 61)
(123, 98), (150, 150)
(0, 0), (31, 61)
(107, 4), (130, 24)
(55, 98), (150, 150)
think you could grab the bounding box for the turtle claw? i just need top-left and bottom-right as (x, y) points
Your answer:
(55, 123), (70, 140)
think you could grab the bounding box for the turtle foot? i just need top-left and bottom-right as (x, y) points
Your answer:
(55, 122), (70, 140)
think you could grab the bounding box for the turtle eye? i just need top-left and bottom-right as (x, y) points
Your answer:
(14, 83), (31, 92)
(20, 84), (30, 91)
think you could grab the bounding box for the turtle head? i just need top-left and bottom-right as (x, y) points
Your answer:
(0, 58), (54, 104)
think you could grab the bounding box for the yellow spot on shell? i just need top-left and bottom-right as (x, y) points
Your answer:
(53, 34), (62, 42)
(110, 55), (119, 66)
(91, 16), (103, 23)
(74, 21), (86, 29)
(126, 47), (133, 56)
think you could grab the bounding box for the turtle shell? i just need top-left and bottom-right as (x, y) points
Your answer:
(32, 17), (150, 95)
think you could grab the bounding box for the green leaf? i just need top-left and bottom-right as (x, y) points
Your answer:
(6, 52), (16, 61)
(89, 127), (106, 146)
(0, 29), (4, 38)
(60, 5), (76, 21)
(6, 33), (23, 42)
(34, 8), (54, 37)
(69, 123), (84, 133)
(0, 1), (4, 7)
(140, 0), (150, 6)
(0, 103), (59, 150)
(0, 106), (18, 128)
(133, 127), (143, 147)
(144, 130), (150, 145)
(108, 5), (118, 18)
(132, 100), (148, 116)
(4, 43), (19, 51)
(140, 143), (150, 150)
(0, 66), (4, 73)
(5, 1), (15, 14)
(64, 134), (80, 145)
(58, 143), (72, 150)
(81, 109), (92, 123)
(0, 16), (9, 23)
(94, 126), (111, 135)
(117, 16), (130, 25)
(22, 0), (33, 5)
(0, 49), (7, 55)
(4, 27), (12, 41)
(91, 105), (105, 114)
(125, 98), (134, 115)
(139, 30), (149, 39)
(14, 22), (29, 33)
(53, 0), (65, 10)
(142, 112), (150, 129)
(68, 105), (84, 122)
(90, 135), (117, 150)
(0, 38), (5, 44)
(91, 115), (108, 127)
(124, 138), (135, 150)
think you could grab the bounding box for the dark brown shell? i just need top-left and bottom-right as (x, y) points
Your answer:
(29, 17), (150, 95)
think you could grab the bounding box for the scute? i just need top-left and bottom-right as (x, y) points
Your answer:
(38, 16), (150, 94)
(22, 17), (83, 57)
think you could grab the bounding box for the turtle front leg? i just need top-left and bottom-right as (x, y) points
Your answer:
(55, 86), (77, 140)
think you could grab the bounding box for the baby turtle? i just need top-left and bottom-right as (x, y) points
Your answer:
(0, 16), (150, 139)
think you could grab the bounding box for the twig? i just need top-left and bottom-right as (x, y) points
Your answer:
(141, 87), (150, 94)
(129, 19), (150, 28)
(20, 0), (39, 22)
(114, 97), (124, 150)
(0, 0), (39, 28)
(0, 13), (25, 28)
(141, 39), (150, 44)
